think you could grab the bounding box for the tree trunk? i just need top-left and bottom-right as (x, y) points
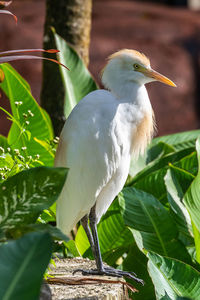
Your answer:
(41, 0), (92, 136)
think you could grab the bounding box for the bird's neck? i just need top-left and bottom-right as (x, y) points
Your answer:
(111, 81), (151, 109)
(110, 81), (155, 157)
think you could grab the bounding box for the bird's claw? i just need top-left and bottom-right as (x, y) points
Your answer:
(72, 267), (144, 285)
(104, 266), (137, 277)
(103, 266), (144, 285)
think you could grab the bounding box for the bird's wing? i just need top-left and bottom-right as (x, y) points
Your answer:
(55, 90), (129, 234)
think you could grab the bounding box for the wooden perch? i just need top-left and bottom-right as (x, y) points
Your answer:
(46, 258), (137, 299)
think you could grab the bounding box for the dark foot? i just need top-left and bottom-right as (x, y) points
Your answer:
(104, 266), (137, 277)
(73, 266), (144, 285)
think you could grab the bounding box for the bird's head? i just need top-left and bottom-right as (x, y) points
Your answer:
(101, 49), (176, 94)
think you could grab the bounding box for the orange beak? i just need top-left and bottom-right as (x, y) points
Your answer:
(142, 68), (176, 87)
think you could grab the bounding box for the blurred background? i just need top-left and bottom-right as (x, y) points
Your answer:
(0, 0), (200, 136)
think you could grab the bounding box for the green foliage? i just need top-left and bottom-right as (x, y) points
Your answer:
(52, 34), (200, 299)
(1, 29), (200, 300)
(183, 138), (200, 250)
(0, 232), (53, 300)
(53, 31), (98, 118)
(152, 130), (200, 150)
(0, 63), (54, 167)
(129, 130), (200, 178)
(123, 244), (155, 300)
(119, 187), (191, 264)
(148, 252), (200, 300)
(73, 126), (200, 299)
(0, 166), (68, 240)
(0, 38), (70, 296)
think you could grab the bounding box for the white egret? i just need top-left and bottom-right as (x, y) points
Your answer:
(55, 49), (176, 283)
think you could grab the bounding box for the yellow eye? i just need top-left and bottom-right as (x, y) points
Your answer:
(133, 63), (140, 70)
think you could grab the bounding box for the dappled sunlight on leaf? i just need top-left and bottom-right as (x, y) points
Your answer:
(0, 63), (55, 166)
(119, 187), (192, 263)
(0, 166), (68, 238)
(148, 252), (200, 300)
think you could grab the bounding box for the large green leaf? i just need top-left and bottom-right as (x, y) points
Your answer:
(21, 223), (69, 243)
(0, 63), (54, 166)
(130, 148), (194, 187)
(53, 32), (98, 118)
(0, 166), (68, 236)
(133, 165), (168, 203)
(129, 152), (148, 178)
(119, 187), (191, 263)
(184, 137), (200, 232)
(151, 130), (200, 151)
(129, 148), (194, 204)
(75, 225), (90, 257)
(65, 240), (81, 257)
(146, 142), (175, 164)
(0, 232), (52, 300)
(164, 166), (193, 240)
(148, 252), (200, 300)
(183, 137), (200, 262)
(129, 130), (199, 178)
(174, 152), (197, 176)
(123, 244), (155, 300)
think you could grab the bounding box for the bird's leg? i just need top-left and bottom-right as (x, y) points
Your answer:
(89, 204), (104, 272)
(80, 214), (95, 255)
(74, 205), (144, 285)
(73, 209), (104, 275)
(89, 206), (143, 284)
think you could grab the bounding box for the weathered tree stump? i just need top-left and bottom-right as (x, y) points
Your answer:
(47, 258), (133, 300)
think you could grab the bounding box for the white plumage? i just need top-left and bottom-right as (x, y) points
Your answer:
(55, 49), (175, 236)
